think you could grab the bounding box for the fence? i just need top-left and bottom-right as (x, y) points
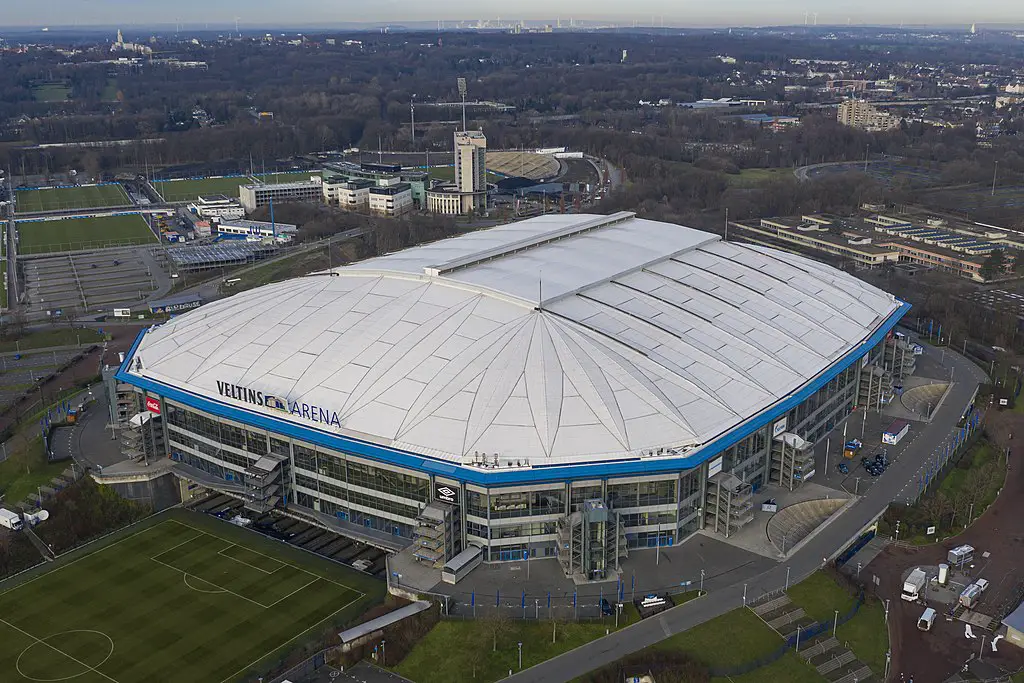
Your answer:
(426, 576), (700, 622)
(266, 647), (338, 683)
(904, 407), (984, 506)
(708, 590), (866, 678)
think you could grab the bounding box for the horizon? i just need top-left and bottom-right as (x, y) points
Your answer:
(1, 0), (1023, 32)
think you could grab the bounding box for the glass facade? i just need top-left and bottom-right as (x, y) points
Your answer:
(145, 337), (877, 561)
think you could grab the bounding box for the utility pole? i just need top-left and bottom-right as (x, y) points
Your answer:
(992, 160), (999, 196)
(724, 207), (729, 241)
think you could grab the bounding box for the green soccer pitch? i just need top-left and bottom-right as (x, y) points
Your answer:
(153, 176), (253, 203)
(16, 214), (157, 255)
(15, 185), (131, 214)
(0, 513), (382, 683)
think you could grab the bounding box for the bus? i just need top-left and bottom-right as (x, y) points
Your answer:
(441, 546), (483, 585)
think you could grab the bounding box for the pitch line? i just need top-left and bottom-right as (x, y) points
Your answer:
(0, 618), (120, 683)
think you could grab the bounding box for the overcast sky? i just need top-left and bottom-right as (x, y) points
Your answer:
(1, 0), (1017, 29)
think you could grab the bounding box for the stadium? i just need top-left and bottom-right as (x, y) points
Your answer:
(115, 211), (908, 578)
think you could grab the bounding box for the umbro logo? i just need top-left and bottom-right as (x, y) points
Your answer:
(436, 486), (457, 501)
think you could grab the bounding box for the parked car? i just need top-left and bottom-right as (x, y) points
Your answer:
(600, 598), (614, 616)
(837, 462), (849, 475)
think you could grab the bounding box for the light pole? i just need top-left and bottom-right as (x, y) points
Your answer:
(742, 583), (747, 606)
(833, 609), (839, 636)
(824, 437), (830, 477)
(979, 634), (987, 661)
(518, 641), (523, 670)
(884, 599), (890, 624)
(884, 651), (891, 681)
(785, 566), (791, 591)
(381, 639), (386, 666)
(700, 568), (705, 594)
(615, 602), (623, 628)
(894, 520), (901, 544)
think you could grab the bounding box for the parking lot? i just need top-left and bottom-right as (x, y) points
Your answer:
(0, 348), (84, 410)
(21, 246), (164, 320)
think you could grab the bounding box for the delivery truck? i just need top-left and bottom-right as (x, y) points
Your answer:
(948, 544), (974, 568)
(883, 419), (910, 446)
(902, 567), (928, 601)
(843, 439), (863, 459)
(0, 507), (24, 531)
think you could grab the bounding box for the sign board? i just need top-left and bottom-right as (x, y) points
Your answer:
(999, 398), (1009, 406)
(861, 354), (870, 368)
(761, 500), (778, 513)
(113, 308), (131, 318)
(150, 299), (202, 315)
(772, 417), (788, 438)
(145, 396), (161, 415)
(707, 455), (723, 479)
(926, 526), (937, 535)
(435, 483), (458, 504)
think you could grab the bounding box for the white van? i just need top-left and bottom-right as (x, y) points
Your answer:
(917, 607), (936, 631)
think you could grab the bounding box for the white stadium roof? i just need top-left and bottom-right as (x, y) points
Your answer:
(128, 212), (901, 468)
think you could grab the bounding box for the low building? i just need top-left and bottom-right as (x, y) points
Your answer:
(216, 219), (297, 241)
(323, 178), (374, 210)
(426, 186), (485, 215)
(1005, 601), (1024, 648)
(188, 194), (245, 220)
(733, 216), (900, 268)
(239, 179), (322, 212)
(368, 182), (413, 217)
(837, 100), (901, 131)
(322, 162), (429, 208)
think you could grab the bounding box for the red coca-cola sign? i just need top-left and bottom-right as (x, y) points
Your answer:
(145, 396), (161, 415)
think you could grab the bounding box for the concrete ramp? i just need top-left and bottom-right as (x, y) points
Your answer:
(901, 382), (949, 419)
(767, 498), (849, 555)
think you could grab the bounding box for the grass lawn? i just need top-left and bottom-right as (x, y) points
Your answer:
(395, 617), (633, 683)
(671, 590), (702, 606)
(0, 512), (382, 682)
(15, 184), (130, 214)
(0, 328), (103, 353)
(728, 167), (789, 187)
(654, 607), (782, 668)
(0, 438), (67, 507)
(711, 651), (824, 683)
(154, 176), (252, 203)
(787, 571), (888, 676)
(16, 214), (155, 254)
(32, 83), (70, 102)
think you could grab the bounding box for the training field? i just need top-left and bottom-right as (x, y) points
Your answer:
(15, 185), (130, 214)
(0, 514), (379, 683)
(16, 214), (156, 255)
(154, 176), (252, 202)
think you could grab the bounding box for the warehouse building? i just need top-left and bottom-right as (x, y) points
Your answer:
(113, 211), (907, 579)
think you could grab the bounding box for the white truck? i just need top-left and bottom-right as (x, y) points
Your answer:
(948, 544), (974, 569)
(902, 567), (928, 601)
(0, 507), (24, 531)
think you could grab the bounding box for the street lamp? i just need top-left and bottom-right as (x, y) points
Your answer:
(615, 602), (623, 628)
(785, 566), (791, 591)
(700, 568), (705, 594)
(894, 520), (901, 544)
(518, 641), (523, 670)
(380, 639), (386, 666)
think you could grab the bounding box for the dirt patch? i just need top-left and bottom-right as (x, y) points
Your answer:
(866, 410), (1024, 681)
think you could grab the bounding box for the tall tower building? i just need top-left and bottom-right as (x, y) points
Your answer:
(454, 130), (487, 214)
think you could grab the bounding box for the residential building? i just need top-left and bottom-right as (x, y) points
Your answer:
(837, 100), (901, 131)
